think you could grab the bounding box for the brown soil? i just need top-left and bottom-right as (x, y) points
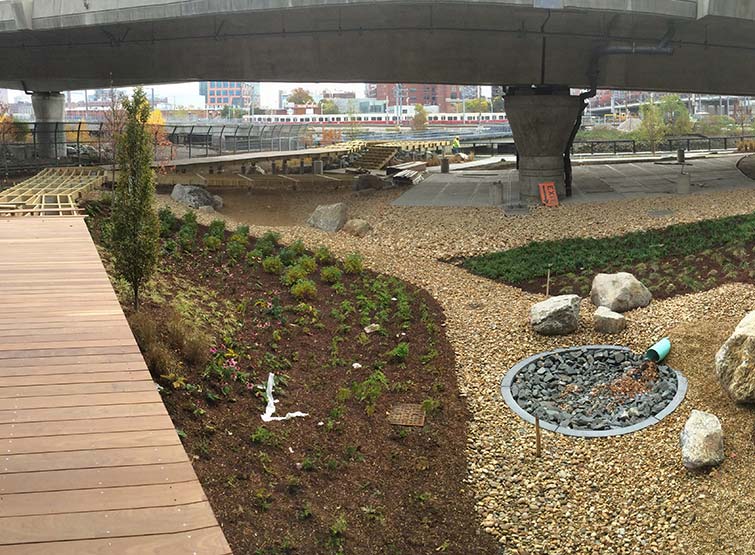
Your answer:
(90, 210), (499, 555)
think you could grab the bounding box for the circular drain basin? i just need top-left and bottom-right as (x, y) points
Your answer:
(501, 345), (687, 438)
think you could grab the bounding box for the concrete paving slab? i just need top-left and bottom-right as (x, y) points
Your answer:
(394, 155), (752, 207)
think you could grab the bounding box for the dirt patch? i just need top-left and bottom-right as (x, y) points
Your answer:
(89, 206), (499, 555)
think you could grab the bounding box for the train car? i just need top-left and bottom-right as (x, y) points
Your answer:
(242, 112), (508, 125)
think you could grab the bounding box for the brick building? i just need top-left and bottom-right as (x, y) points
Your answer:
(200, 81), (260, 110)
(367, 83), (463, 112)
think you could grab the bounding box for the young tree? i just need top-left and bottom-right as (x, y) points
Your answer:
(103, 84), (127, 183)
(111, 87), (160, 311)
(492, 95), (505, 112)
(658, 94), (692, 136)
(411, 104), (428, 130)
(287, 87), (314, 105)
(732, 102), (752, 138)
(638, 102), (668, 154)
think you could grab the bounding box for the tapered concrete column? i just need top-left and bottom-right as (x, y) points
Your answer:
(506, 87), (582, 203)
(31, 92), (66, 159)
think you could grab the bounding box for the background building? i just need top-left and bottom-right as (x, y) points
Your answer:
(200, 81), (260, 111)
(367, 83), (462, 112)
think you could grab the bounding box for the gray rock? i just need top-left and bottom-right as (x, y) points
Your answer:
(715, 311), (755, 403)
(342, 218), (372, 238)
(198, 205), (215, 214)
(170, 184), (220, 209)
(590, 272), (652, 312)
(530, 295), (581, 336)
(594, 306), (627, 334)
(306, 202), (348, 232)
(680, 410), (724, 469)
(212, 194), (224, 210)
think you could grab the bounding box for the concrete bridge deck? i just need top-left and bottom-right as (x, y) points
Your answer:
(0, 217), (230, 554)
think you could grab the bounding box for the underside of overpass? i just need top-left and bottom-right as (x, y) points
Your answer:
(3, 0), (755, 202)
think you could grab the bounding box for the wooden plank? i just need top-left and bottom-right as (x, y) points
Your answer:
(0, 526), (231, 555)
(0, 415), (173, 439)
(0, 371), (151, 387)
(0, 390), (162, 411)
(0, 403), (166, 424)
(0, 380), (155, 398)
(0, 429), (181, 455)
(0, 461), (196, 494)
(0, 501), (220, 553)
(0, 481), (207, 517)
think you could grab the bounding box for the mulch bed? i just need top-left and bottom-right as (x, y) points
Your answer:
(90, 208), (499, 555)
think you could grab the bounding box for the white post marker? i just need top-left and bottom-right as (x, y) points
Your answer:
(261, 372), (309, 422)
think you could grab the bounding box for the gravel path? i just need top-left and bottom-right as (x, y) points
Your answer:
(157, 186), (755, 555)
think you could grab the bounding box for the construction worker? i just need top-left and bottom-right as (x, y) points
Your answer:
(451, 136), (461, 154)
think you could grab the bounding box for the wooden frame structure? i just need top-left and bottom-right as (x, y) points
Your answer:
(0, 167), (105, 217)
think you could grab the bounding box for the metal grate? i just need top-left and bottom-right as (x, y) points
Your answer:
(388, 403), (426, 427)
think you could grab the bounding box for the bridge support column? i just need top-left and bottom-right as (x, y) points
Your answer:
(32, 92), (66, 159)
(505, 86), (582, 203)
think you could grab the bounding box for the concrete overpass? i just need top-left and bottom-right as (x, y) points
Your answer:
(3, 0), (755, 202)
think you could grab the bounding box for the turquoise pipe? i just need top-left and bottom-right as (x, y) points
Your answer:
(644, 337), (671, 362)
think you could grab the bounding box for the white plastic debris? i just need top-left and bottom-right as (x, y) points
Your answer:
(364, 323), (380, 334)
(261, 372), (309, 422)
(352, 362), (363, 370)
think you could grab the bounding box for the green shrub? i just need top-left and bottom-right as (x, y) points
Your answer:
(182, 210), (198, 227)
(352, 370), (388, 414)
(343, 252), (364, 274)
(297, 255), (317, 274)
(208, 219), (226, 239)
(203, 234), (222, 251)
(289, 239), (306, 256)
(158, 207), (178, 237)
(254, 231), (280, 257)
(321, 265), (343, 284)
(278, 247), (298, 267)
(282, 265), (308, 286)
(314, 245), (334, 264)
(291, 279), (317, 299)
(226, 234), (248, 261)
(246, 251), (259, 266)
(262, 255), (284, 274)
(234, 224), (250, 236)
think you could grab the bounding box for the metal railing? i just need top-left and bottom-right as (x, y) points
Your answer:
(0, 122), (311, 174)
(572, 135), (755, 155)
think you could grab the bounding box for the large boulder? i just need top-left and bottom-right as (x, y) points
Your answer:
(590, 272), (652, 312)
(715, 311), (755, 402)
(307, 203), (348, 232)
(170, 184), (223, 210)
(680, 410), (724, 470)
(593, 306), (626, 334)
(342, 218), (372, 238)
(530, 295), (581, 335)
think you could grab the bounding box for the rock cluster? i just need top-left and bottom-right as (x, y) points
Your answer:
(512, 348), (677, 430)
(680, 410), (724, 469)
(715, 310), (755, 403)
(342, 218), (372, 237)
(590, 272), (652, 312)
(529, 294), (580, 335)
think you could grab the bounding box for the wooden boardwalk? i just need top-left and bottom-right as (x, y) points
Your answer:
(0, 217), (231, 554)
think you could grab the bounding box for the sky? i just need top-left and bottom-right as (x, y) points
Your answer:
(9, 82), (491, 108)
(9, 82), (371, 109)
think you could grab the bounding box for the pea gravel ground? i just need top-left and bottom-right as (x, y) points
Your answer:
(156, 183), (755, 555)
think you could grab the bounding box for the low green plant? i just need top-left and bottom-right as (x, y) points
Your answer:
(387, 342), (409, 362)
(203, 234), (222, 251)
(321, 265), (343, 284)
(251, 426), (277, 446)
(158, 207), (178, 237)
(343, 253), (364, 274)
(282, 264), (309, 286)
(314, 245), (334, 264)
(262, 255), (284, 274)
(289, 239), (306, 256)
(208, 219), (226, 238)
(226, 233), (248, 261)
(291, 279), (317, 299)
(297, 255), (317, 274)
(352, 370), (388, 414)
(422, 397), (442, 414)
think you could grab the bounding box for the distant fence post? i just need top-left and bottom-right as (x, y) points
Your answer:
(76, 121), (82, 166)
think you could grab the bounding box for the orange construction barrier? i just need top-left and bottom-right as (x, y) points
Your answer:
(538, 181), (559, 207)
